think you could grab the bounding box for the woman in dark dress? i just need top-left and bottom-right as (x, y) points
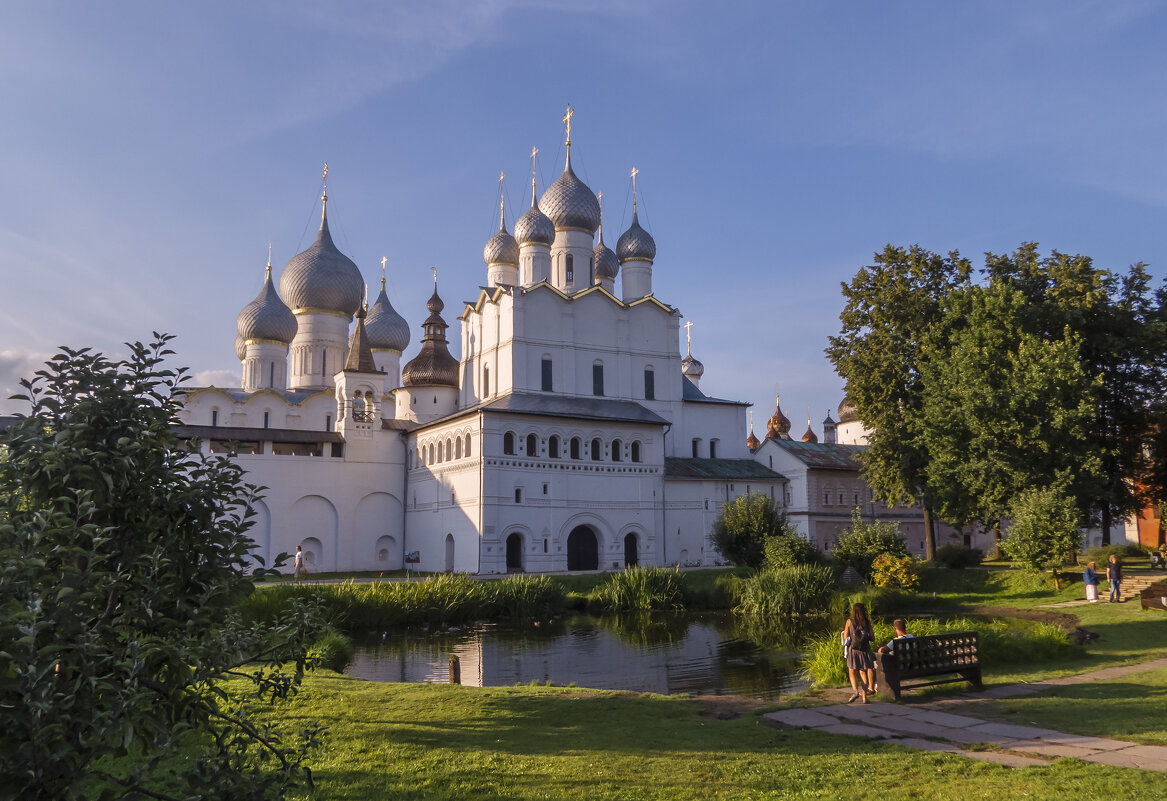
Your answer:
(843, 602), (875, 703)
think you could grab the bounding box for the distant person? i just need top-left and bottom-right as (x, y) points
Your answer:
(1083, 561), (1099, 602)
(878, 618), (914, 654)
(842, 602), (875, 703)
(294, 545), (307, 580)
(1106, 554), (1122, 603)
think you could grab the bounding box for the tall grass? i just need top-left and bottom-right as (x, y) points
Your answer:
(588, 566), (686, 612)
(802, 616), (1084, 686)
(733, 565), (841, 623)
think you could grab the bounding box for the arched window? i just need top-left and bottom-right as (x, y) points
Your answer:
(526, 433), (538, 456)
(566, 253), (574, 283)
(483, 366), (490, 397)
(541, 357), (553, 392)
(503, 431), (515, 455)
(548, 435), (560, 458)
(592, 361), (604, 396)
(446, 438), (453, 461)
(611, 439), (622, 462)
(692, 438), (701, 458)
(644, 367), (655, 400)
(428, 443), (435, 464)
(631, 441), (641, 462)
(456, 437), (463, 459)
(436, 442), (443, 463)
(465, 434), (473, 457)
(709, 439), (719, 459)
(570, 437), (581, 460)
(590, 438), (602, 462)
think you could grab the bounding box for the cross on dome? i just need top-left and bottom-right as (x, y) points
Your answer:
(380, 256), (388, 290)
(563, 105), (574, 146)
(683, 320), (694, 356)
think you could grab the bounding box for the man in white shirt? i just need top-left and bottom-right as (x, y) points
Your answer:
(878, 618), (913, 655)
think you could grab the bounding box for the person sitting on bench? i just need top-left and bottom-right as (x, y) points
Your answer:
(878, 618), (914, 655)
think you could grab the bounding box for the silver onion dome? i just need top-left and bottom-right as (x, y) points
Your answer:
(515, 182), (555, 246)
(837, 395), (859, 424)
(594, 236), (619, 281)
(539, 152), (601, 232)
(279, 203), (364, 317)
(617, 209), (657, 263)
(365, 283), (411, 352)
(483, 219), (520, 266)
(681, 354), (704, 379)
(234, 334), (246, 362)
(237, 269), (297, 344)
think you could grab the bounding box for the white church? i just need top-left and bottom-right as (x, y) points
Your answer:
(177, 114), (787, 574)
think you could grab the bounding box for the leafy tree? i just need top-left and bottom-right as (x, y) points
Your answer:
(763, 529), (824, 570)
(830, 509), (908, 579)
(870, 554), (923, 591)
(0, 336), (325, 801)
(918, 280), (1102, 546)
(1004, 485), (1082, 588)
(712, 492), (793, 569)
(826, 244), (972, 561)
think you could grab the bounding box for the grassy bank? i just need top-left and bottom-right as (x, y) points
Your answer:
(250, 671), (1167, 800)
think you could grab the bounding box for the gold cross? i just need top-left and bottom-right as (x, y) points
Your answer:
(563, 105), (574, 144)
(499, 170), (505, 183)
(266, 243), (272, 276)
(683, 320), (693, 355)
(430, 265), (438, 285)
(597, 190), (604, 210)
(630, 166), (640, 211)
(322, 162), (328, 189)
(380, 256), (388, 290)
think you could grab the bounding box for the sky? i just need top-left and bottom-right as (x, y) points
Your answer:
(3, 0), (1167, 436)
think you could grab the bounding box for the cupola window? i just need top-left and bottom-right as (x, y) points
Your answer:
(566, 253), (574, 283)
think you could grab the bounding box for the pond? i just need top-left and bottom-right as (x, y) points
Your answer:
(344, 612), (809, 700)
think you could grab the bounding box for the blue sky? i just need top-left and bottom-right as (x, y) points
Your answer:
(3, 1), (1166, 435)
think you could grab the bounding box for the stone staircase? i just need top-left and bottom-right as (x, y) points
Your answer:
(1121, 573), (1165, 601)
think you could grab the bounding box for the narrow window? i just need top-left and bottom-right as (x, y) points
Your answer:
(709, 439), (718, 459)
(484, 366), (490, 397)
(592, 363), (604, 396)
(824, 489), (831, 506)
(570, 437), (581, 460)
(211, 410), (219, 427)
(526, 433), (538, 456)
(692, 439), (700, 458)
(541, 357), (553, 392)
(566, 253), (574, 283)
(456, 437), (463, 459)
(429, 444), (435, 463)
(838, 492), (844, 505)
(704, 499), (709, 510)
(321, 351), (327, 376)
(611, 439), (622, 462)
(543, 483), (549, 495)
(325, 413), (332, 431)
(543, 539), (548, 553)
(446, 439), (452, 461)
(644, 368), (655, 400)
(465, 434), (473, 457)
(631, 441), (641, 462)
(854, 492), (859, 506)
(263, 411), (270, 429)
(269, 362), (275, 388)
(514, 488), (522, 504)
(591, 438), (602, 461)
(549, 435), (560, 458)
(589, 255), (594, 284)
(503, 432), (515, 455)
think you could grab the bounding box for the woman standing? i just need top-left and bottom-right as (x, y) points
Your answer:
(843, 602), (875, 703)
(1083, 561), (1099, 602)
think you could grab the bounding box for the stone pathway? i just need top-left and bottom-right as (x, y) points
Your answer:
(766, 657), (1167, 771)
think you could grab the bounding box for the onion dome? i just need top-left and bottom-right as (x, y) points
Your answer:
(539, 150), (601, 233)
(801, 419), (818, 443)
(279, 189), (364, 317)
(617, 208), (656, 263)
(401, 285), (459, 388)
(365, 276), (410, 353)
(593, 194), (619, 282)
(746, 428), (761, 451)
(343, 305), (380, 373)
(483, 198), (519, 267)
(515, 176), (555, 246)
(237, 265), (297, 344)
(837, 395), (859, 424)
(765, 392), (792, 441)
(234, 334), (246, 362)
(681, 354), (704, 380)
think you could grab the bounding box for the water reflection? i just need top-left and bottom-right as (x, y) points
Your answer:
(345, 612), (808, 700)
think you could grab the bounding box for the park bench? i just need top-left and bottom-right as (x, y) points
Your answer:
(875, 632), (982, 701)
(1140, 581), (1167, 611)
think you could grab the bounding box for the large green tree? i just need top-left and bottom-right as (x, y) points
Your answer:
(826, 244), (971, 561)
(0, 337), (324, 800)
(1004, 485), (1082, 587)
(712, 492), (794, 569)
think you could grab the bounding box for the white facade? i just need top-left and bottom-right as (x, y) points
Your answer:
(178, 134), (784, 574)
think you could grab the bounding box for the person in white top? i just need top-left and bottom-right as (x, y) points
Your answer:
(878, 618), (913, 655)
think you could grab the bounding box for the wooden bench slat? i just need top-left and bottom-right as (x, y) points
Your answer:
(875, 631), (983, 701)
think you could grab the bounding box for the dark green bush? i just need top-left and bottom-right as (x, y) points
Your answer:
(764, 533), (824, 569)
(1085, 544), (1150, 567)
(933, 544), (984, 569)
(311, 627), (355, 672)
(831, 509), (908, 578)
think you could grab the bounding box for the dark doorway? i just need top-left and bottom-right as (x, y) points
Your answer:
(506, 533), (523, 572)
(567, 526), (599, 571)
(624, 533), (638, 567)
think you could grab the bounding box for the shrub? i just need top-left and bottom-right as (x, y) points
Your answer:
(831, 509), (908, 578)
(764, 532), (824, 569)
(712, 492), (793, 569)
(589, 566), (687, 612)
(933, 544), (983, 569)
(1085, 544), (1150, 567)
(487, 574), (567, 619)
(311, 627), (356, 672)
(1005, 486), (1082, 586)
(870, 554), (923, 591)
(733, 564), (841, 624)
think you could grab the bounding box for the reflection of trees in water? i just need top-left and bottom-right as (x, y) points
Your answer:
(729, 614), (833, 652)
(597, 612), (691, 646)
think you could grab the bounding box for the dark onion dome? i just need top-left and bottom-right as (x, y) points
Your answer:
(279, 196), (364, 317)
(594, 233), (619, 281)
(538, 150), (601, 232)
(746, 428), (761, 451)
(765, 393), (792, 440)
(681, 354), (704, 379)
(801, 421), (818, 443)
(234, 334), (246, 361)
(515, 178), (555, 246)
(237, 267), (297, 344)
(837, 395), (859, 424)
(401, 286), (459, 388)
(365, 279), (410, 353)
(616, 208), (657, 263)
(483, 205), (520, 267)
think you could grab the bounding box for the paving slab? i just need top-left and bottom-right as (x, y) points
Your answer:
(1080, 749), (1167, 771)
(965, 722), (1065, 740)
(764, 708), (841, 728)
(818, 722), (901, 739)
(934, 727), (1021, 747)
(827, 706), (904, 722)
(955, 750), (1050, 768)
(888, 737), (961, 753)
(1007, 739), (1101, 759)
(866, 717), (956, 738)
(900, 709), (986, 728)
(1040, 733), (1138, 751)
(979, 685), (1044, 698)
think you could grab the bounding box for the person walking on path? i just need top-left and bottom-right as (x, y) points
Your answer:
(294, 545), (306, 580)
(1107, 554), (1122, 603)
(1083, 561), (1099, 602)
(843, 602), (876, 703)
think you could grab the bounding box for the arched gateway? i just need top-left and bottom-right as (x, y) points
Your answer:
(566, 526), (599, 571)
(506, 532), (523, 572)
